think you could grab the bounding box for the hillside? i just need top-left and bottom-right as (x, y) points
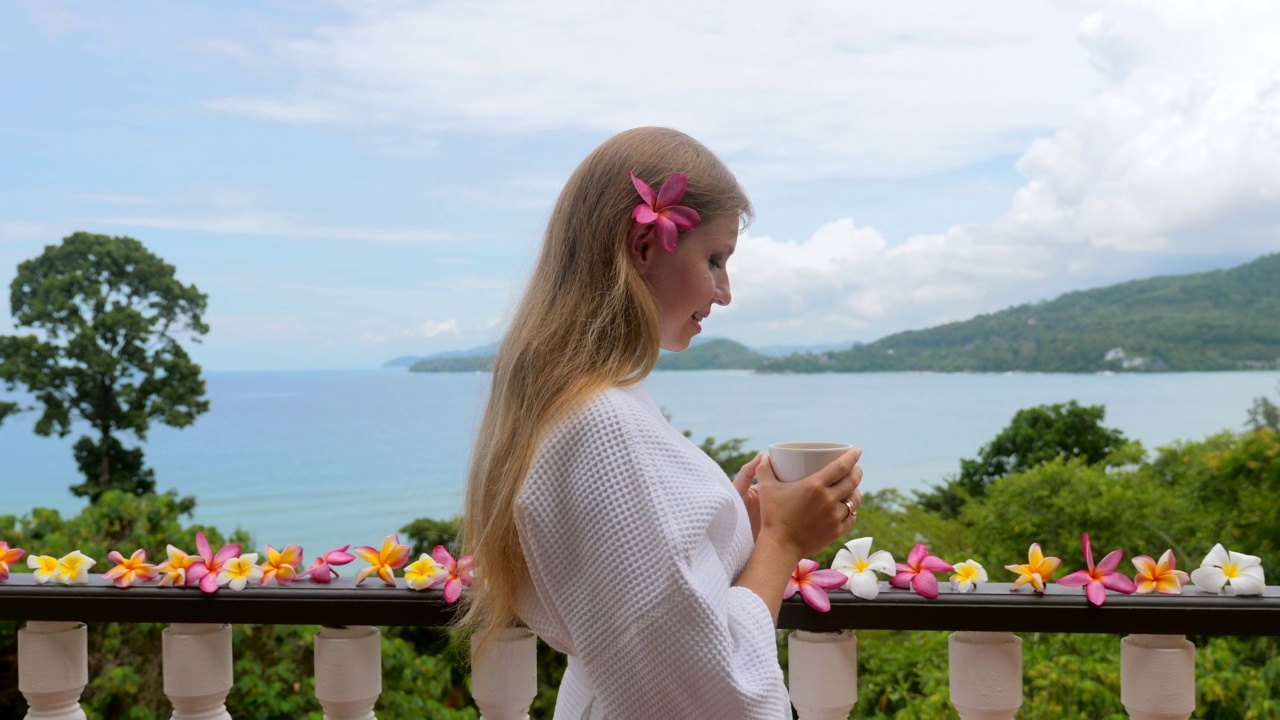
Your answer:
(656, 339), (766, 370)
(762, 252), (1280, 373)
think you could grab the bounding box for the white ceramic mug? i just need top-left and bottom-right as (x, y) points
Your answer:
(768, 441), (852, 482)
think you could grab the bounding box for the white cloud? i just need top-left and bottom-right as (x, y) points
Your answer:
(719, 1), (1280, 345)
(204, 0), (1100, 182)
(421, 319), (460, 338)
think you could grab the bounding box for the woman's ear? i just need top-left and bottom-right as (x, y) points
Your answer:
(628, 224), (657, 274)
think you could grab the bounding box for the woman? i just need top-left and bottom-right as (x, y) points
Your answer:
(460, 127), (862, 719)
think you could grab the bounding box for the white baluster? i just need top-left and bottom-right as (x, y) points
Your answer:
(163, 623), (233, 720)
(315, 625), (382, 720)
(1121, 634), (1195, 720)
(18, 621), (88, 720)
(787, 630), (858, 720)
(470, 627), (537, 720)
(948, 631), (1022, 720)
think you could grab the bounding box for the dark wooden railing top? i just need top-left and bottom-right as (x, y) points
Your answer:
(4, 576), (1279, 636)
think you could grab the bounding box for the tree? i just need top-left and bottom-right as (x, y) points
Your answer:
(1246, 382), (1280, 432)
(0, 232), (209, 501)
(917, 401), (1130, 517)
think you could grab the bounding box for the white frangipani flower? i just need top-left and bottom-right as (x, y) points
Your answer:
(1189, 544), (1265, 596)
(830, 536), (896, 600)
(949, 559), (988, 593)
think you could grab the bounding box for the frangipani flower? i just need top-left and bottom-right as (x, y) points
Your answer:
(259, 544), (304, 586)
(890, 543), (953, 599)
(156, 545), (200, 587)
(28, 555), (60, 584)
(186, 531), (242, 594)
(784, 558), (847, 612)
(299, 545), (356, 583)
(830, 536), (896, 600)
(52, 551), (96, 585)
(1132, 550), (1190, 595)
(103, 549), (158, 588)
(217, 553), (263, 592)
(0, 542), (25, 582)
(354, 534), (411, 587)
(404, 553), (447, 591)
(950, 559), (988, 593)
(628, 171), (702, 252)
(1057, 533), (1136, 606)
(1190, 544), (1266, 596)
(431, 545), (474, 603)
(1006, 543), (1061, 593)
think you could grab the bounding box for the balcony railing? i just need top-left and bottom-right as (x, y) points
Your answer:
(3, 575), (1278, 719)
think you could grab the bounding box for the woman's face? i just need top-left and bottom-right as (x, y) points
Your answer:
(638, 214), (738, 352)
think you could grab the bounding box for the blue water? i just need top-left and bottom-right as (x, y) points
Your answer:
(3, 370), (1277, 557)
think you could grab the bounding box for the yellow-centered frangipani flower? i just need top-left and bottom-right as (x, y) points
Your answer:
(1190, 544), (1265, 596)
(1131, 549), (1190, 595)
(404, 553), (447, 591)
(217, 553), (263, 592)
(53, 551), (96, 585)
(28, 555), (60, 584)
(354, 534), (411, 587)
(1006, 543), (1060, 593)
(156, 545), (200, 587)
(259, 544), (304, 586)
(950, 559), (988, 593)
(104, 549), (158, 588)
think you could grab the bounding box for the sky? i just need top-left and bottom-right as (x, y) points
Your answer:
(1, 0), (1278, 370)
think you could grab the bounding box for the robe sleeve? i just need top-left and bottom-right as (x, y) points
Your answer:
(516, 389), (791, 719)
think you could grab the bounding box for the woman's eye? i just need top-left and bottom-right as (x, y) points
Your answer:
(710, 257), (723, 269)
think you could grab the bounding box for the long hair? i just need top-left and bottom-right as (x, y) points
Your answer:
(458, 127), (752, 652)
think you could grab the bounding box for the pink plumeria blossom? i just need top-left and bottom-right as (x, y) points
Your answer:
(299, 545), (356, 583)
(1006, 543), (1061, 593)
(259, 544), (304, 586)
(629, 171), (702, 252)
(784, 558), (847, 612)
(103, 549), (158, 588)
(430, 545), (474, 603)
(185, 531), (241, 594)
(1057, 533), (1137, 606)
(1132, 550), (1190, 595)
(156, 545), (200, 587)
(0, 542), (25, 582)
(889, 543), (954, 599)
(354, 534), (411, 587)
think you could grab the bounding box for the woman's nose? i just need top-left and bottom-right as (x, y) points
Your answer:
(714, 276), (731, 306)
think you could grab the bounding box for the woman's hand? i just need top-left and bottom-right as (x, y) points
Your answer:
(732, 453), (765, 541)
(755, 448), (863, 560)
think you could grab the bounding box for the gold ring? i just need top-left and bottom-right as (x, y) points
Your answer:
(843, 499), (856, 520)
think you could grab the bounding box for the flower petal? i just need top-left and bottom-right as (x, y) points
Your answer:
(1131, 555), (1157, 578)
(654, 216), (678, 253)
(907, 543), (927, 568)
(1101, 572), (1136, 594)
(431, 545), (454, 566)
(1153, 575), (1183, 594)
(654, 172), (689, 209)
(889, 571), (913, 590)
(912, 571), (940, 599)
(798, 580), (833, 612)
(1230, 567), (1266, 596)
(1156, 549), (1178, 573)
(196, 532), (212, 562)
(1201, 543), (1230, 569)
(920, 556), (954, 573)
(866, 550), (897, 576)
(443, 578), (463, 604)
(830, 549), (855, 577)
(1056, 570), (1093, 587)
(1097, 549), (1124, 574)
(810, 569), (849, 591)
(843, 536), (874, 559)
(1191, 566), (1228, 593)
(214, 543), (241, 566)
(1028, 544), (1045, 566)
(662, 205), (701, 232)
(1081, 534), (1095, 570)
(847, 571), (881, 600)
(629, 171), (656, 207)
(1085, 581), (1107, 606)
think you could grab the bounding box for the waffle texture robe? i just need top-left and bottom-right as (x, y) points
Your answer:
(516, 384), (790, 719)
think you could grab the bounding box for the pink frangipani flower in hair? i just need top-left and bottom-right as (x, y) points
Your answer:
(629, 171), (702, 252)
(1056, 533), (1136, 606)
(784, 558), (847, 612)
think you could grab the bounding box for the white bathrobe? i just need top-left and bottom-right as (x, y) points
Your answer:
(516, 384), (791, 719)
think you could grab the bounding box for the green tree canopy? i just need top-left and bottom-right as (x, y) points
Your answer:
(917, 401), (1132, 517)
(0, 232), (210, 501)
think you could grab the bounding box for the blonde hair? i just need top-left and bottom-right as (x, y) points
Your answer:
(458, 127), (752, 651)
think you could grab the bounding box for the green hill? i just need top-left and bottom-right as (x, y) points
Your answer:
(408, 355), (493, 372)
(762, 252), (1280, 373)
(656, 338), (766, 370)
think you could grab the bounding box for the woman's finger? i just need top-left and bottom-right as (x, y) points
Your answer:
(733, 453), (764, 495)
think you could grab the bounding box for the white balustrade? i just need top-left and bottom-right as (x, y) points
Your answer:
(1121, 634), (1196, 720)
(787, 630), (858, 720)
(315, 625), (383, 720)
(948, 631), (1023, 720)
(162, 623), (233, 720)
(470, 627), (537, 720)
(18, 621), (88, 720)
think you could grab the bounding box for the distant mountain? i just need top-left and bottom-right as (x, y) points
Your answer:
(761, 252), (1280, 373)
(385, 343), (499, 369)
(753, 341), (859, 357)
(656, 339), (766, 370)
